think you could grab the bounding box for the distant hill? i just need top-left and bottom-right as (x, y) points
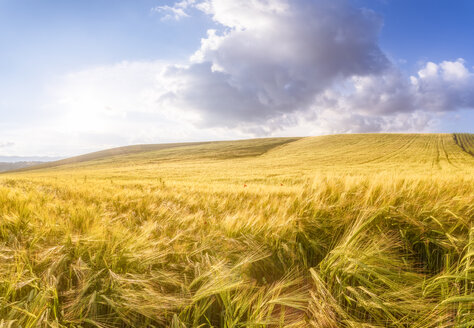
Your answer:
(0, 155), (61, 162)
(5, 134), (474, 175)
(9, 138), (299, 173)
(0, 161), (44, 172)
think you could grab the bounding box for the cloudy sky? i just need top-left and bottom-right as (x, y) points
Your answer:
(1, 0), (473, 158)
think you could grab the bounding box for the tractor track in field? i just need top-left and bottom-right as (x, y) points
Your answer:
(432, 136), (442, 169)
(357, 135), (418, 165)
(453, 133), (474, 157)
(440, 136), (458, 168)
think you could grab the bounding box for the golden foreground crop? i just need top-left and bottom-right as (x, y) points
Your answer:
(0, 134), (473, 327)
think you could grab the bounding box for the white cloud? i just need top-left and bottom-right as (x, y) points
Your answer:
(152, 0), (197, 20)
(8, 0), (472, 156)
(342, 69), (416, 115)
(411, 59), (474, 112)
(161, 0), (389, 127)
(149, 0), (473, 134)
(59, 1), (474, 136)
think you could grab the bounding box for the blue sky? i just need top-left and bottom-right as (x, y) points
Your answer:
(359, 0), (474, 64)
(0, 0), (473, 157)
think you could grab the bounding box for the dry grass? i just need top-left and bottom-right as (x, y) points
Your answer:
(0, 134), (473, 327)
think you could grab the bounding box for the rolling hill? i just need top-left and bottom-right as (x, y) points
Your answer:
(0, 134), (473, 327)
(12, 133), (473, 180)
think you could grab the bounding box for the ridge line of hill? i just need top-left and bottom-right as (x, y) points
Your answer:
(5, 137), (301, 173)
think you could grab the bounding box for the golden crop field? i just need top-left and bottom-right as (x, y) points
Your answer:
(0, 133), (473, 327)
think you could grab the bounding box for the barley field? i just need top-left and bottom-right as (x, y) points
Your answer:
(0, 134), (473, 327)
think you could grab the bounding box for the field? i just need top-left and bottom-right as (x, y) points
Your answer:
(0, 134), (473, 327)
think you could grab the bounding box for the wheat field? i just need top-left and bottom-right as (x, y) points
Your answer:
(0, 134), (473, 327)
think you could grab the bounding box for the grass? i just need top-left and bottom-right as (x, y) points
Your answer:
(0, 133), (473, 327)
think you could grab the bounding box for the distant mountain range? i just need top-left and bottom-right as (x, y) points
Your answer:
(0, 156), (62, 163)
(0, 161), (45, 172)
(0, 156), (62, 173)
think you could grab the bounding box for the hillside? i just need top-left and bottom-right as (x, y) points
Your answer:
(9, 138), (299, 173)
(0, 134), (473, 327)
(15, 133), (474, 179)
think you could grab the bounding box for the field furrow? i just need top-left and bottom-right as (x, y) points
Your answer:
(454, 133), (474, 156)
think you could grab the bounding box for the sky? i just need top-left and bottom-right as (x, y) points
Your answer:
(0, 0), (473, 158)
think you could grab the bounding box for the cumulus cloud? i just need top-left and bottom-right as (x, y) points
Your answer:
(295, 58), (474, 133)
(411, 59), (474, 112)
(45, 0), (474, 149)
(149, 0), (473, 134)
(319, 58), (474, 115)
(344, 69), (416, 115)
(161, 0), (389, 126)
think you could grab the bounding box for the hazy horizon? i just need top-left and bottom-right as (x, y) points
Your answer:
(1, 0), (473, 158)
